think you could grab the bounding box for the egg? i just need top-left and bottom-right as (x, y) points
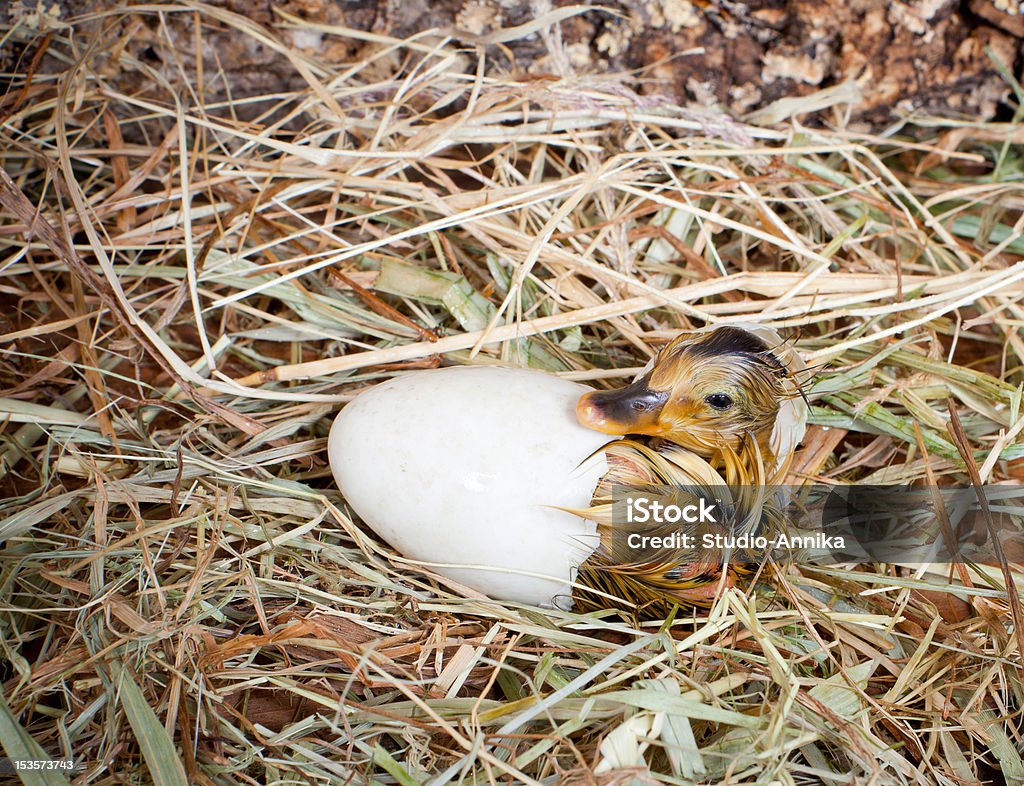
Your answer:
(328, 366), (616, 608)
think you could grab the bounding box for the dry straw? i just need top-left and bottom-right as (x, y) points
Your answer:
(1, 2), (1023, 783)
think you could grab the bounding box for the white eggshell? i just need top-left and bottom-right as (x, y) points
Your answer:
(329, 366), (614, 608)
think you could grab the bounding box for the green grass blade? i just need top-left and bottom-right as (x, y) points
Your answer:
(110, 663), (188, 786)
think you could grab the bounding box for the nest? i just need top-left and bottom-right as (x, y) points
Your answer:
(1, 3), (1023, 783)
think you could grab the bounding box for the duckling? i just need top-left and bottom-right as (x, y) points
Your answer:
(576, 324), (808, 486)
(571, 325), (808, 616)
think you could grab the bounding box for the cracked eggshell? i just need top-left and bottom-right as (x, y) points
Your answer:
(328, 366), (615, 608)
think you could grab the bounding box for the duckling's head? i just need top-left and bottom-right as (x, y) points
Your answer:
(576, 326), (793, 456)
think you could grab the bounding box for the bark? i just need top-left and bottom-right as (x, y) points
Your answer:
(4, 0), (1022, 128)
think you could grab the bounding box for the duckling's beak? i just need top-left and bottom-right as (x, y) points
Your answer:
(576, 379), (669, 436)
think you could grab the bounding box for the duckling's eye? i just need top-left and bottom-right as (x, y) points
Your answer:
(704, 393), (733, 411)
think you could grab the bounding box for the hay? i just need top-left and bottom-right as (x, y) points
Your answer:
(1, 3), (1022, 783)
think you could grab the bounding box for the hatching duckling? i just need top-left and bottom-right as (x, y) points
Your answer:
(571, 325), (808, 616)
(576, 324), (808, 486)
